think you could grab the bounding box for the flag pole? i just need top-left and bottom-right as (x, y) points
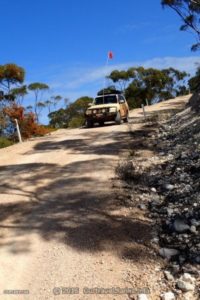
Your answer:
(104, 55), (109, 88)
(103, 51), (113, 102)
(103, 55), (109, 101)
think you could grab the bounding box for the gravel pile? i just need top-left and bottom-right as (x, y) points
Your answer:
(149, 108), (200, 264)
(148, 108), (200, 298)
(116, 105), (200, 299)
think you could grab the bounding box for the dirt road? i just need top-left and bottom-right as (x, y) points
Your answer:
(0, 95), (190, 300)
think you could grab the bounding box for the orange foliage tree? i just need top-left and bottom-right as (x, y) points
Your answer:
(4, 105), (52, 139)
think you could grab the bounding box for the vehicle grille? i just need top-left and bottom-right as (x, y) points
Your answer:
(92, 108), (109, 114)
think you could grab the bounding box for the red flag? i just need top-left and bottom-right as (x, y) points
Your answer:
(108, 51), (113, 59)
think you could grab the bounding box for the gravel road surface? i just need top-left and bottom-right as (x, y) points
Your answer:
(0, 95), (190, 300)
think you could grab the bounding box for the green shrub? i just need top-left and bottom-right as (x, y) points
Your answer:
(0, 137), (14, 148)
(68, 116), (85, 128)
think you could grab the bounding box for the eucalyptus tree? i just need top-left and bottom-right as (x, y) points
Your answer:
(36, 101), (46, 120)
(49, 96), (93, 128)
(0, 64), (25, 93)
(51, 95), (62, 109)
(0, 63), (25, 134)
(44, 100), (54, 114)
(117, 67), (189, 108)
(64, 97), (69, 107)
(11, 85), (28, 105)
(107, 70), (130, 91)
(26, 105), (33, 112)
(28, 82), (49, 122)
(188, 66), (200, 91)
(162, 0), (200, 51)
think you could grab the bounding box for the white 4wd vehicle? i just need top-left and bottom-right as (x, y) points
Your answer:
(85, 92), (129, 127)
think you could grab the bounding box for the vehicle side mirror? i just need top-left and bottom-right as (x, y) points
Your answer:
(119, 100), (125, 104)
(88, 103), (93, 107)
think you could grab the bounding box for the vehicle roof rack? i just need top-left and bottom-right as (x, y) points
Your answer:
(97, 89), (123, 96)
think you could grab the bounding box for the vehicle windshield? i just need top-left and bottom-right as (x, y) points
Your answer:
(94, 95), (117, 105)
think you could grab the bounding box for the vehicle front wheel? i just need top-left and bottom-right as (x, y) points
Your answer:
(115, 112), (122, 125)
(86, 120), (94, 128)
(124, 113), (129, 123)
(99, 121), (104, 127)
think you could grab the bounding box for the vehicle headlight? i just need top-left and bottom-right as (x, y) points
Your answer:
(102, 109), (106, 113)
(93, 109), (97, 114)
(109, 107), (117, 113)
(86, 110), (92, 115)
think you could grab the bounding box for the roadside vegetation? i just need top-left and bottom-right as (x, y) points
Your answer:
(107, 67), (190, 109)
(162, 0), (200, 51)
(0, 64), (66, 148)
(0, 136), (14, 148)
(48, 96), (93, 128)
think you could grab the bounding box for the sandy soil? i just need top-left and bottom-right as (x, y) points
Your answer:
(0, 95), (190, 300)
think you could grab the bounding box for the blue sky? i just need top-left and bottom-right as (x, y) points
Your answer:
(0, 0), (199, 123)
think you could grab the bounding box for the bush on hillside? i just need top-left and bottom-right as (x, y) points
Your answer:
(68, 116), (85, 128)
(0, 137), (14, 148)
(4, 105), (53, 139)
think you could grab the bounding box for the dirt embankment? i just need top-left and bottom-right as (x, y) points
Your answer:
(117, 94), (200, 299)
